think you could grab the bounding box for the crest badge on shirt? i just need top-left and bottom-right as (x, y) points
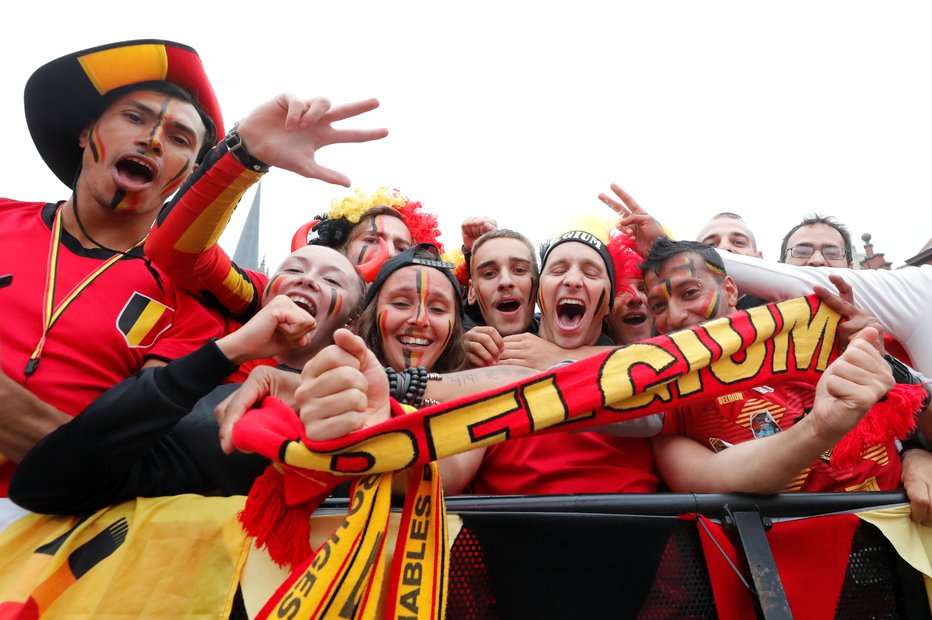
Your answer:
(749, 409), (782, 439)
(116, 293), (174, 348)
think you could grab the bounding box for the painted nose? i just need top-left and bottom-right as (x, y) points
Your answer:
(410, 304), (430, 327)
(141, 123), (163, 154)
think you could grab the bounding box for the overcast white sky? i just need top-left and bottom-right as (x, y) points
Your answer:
(3, 2), (930, 272)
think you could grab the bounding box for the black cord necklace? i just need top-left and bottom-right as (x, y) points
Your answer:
(70, 192), (164, 292)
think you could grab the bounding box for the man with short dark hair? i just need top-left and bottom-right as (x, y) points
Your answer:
(780, 214), (853, 268)
(642, 238), (900, 494)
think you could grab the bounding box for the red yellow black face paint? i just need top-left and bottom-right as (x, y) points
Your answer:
(679, 256), (697, 277)
(327, 287), (343, 319)
(438, 318), (454, 358)
(705, 260), (726, 280)
(354, 216), (384, 265)
(701, 289), (721, 319)
(89, 125), (105, 163)
(537, 287), (547, 317)
(159, 158), (191, 196)
(414, 268), (428, 325)
(377, 309), (389, 343)
(594, 287), (607, 316)
(403, 336), (424, 368)
(147, 99), (171, 149)
(265, 273), (285, 298)
(110, 189), (143, 212)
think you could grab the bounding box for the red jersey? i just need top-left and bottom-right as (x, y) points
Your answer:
(470, 432), (659, 495)
(0, 199), (224, 494)
(662, 379), (900, 492)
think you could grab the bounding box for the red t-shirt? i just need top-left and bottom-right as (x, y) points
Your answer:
(470, 432), (659, 495)
(662, 379), (900, 492)
(0, 199), (224, 494)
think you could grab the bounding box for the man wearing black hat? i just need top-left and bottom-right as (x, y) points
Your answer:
(0, 40), (386, 496)
(0, 40), (229, 495)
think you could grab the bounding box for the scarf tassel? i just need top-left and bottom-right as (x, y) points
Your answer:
(832, 383), (927, 469)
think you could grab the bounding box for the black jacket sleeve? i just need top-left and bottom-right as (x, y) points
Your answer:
(9, 340), (267, 514)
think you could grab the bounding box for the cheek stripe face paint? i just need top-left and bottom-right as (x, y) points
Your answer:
(328, 288), (343, 319)
(266, 274), (285, 297)
(89, 126), (104, 163)
(660, 279), (672, 300)
(438, 318), (454, 358)
(702, 290), (720, 319)
(160, 159), (191, 196)
(594, 288), (607, 316)
(378, 309), (389, 342)
(356, 243), (372, 265)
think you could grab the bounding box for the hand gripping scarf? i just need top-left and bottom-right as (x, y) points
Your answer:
(232, 295), (927, 619)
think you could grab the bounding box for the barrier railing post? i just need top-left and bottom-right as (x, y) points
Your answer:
(723, 505), (793, 620)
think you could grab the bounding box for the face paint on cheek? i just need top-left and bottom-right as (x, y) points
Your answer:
(355, 243), (373, 265)
(327, 288), (343, 319)
(537, 287), (546, 317)
(265, 274), (285, 298)
(701, 290), (721, 319)
(437, 318), (454, 357)
(377, 309), (389, 342)
(89, 125), (105, 163)
(659, 279), (673, 300)
(160, 159), (191, 196)
(476, 292), (489, 316)
(594, 288), (607, 316)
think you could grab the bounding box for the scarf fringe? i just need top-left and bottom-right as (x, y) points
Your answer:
(832, 383), (925, 469)
(238, 465), (314, 568)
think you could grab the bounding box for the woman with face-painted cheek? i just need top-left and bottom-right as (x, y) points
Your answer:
(353, 244), (468, 375)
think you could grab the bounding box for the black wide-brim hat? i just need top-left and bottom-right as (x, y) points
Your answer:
(24, 39), (224, 189)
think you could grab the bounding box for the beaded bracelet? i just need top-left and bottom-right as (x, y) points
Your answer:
(384, 366), (442, 407)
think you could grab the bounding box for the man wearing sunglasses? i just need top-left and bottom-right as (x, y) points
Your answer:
(779, 215), (853, 268)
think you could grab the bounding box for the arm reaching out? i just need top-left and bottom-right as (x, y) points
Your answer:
(598, 183), (668, 256)
(236, 94), (388, 187)
(460, 217), (498, 252)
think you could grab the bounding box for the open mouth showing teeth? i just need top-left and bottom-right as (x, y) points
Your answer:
(116, 157), (155, 185)
(289, 295), (317, 317)
(399, 336), (432, 347)
(623, 314), (646, 325)
(557, 299), (586, 328)
(496, 300), (520, 313)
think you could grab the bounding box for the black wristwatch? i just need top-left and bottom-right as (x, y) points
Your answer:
(224, 128), (270, 173)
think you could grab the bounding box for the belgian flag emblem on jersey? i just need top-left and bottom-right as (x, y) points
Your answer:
(117, 293), (173, 348)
